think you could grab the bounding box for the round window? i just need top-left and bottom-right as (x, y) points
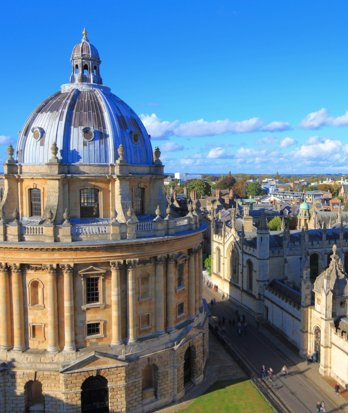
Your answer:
(82, 127), (94, 141)
(31, 127), (45, 141)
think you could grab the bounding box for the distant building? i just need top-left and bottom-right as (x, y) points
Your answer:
(174, 172), (203, 182)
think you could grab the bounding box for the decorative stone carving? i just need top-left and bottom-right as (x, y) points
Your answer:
(7, 145), (14, 162)
(153, 146), (162, 165)
(50, 142), (59, 162)
(63, 208), (70, 224)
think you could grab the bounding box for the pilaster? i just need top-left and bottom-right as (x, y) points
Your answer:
(11, 264), (25, 351)
(62, 264), (75, 352)
(110, 260), (123, 345)
(47, 265), (59, 352)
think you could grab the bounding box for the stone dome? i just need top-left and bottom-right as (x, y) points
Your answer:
(16, 30), (153, 166)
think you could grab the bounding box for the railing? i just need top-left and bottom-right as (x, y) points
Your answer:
(23, 226), (44, 236)
(136, 222), (154, 232)
(72, 224), (109, 241)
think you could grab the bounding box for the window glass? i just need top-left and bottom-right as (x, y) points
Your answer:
(29, 188), (41, 217)
(86, 277), (99, 304)
(80, 188), (99, 218)
(87, 322), (100, 336)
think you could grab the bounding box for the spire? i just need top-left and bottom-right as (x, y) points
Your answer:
(82, 27), (88, 40)
(258, 213), (269, 233)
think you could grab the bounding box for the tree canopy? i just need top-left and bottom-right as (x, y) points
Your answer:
(232, 180), (247, 199)
(267, 216), (282, 231)
(187, 179), (211, 199)
(246, 182), (264, 197)
(216, 172), (236, 190)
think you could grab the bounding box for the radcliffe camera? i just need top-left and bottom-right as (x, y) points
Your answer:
(0, 2), (348, 413)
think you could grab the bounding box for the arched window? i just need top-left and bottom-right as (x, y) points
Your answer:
(142, 364), (159, 401)
(344, 252), (348, 274)
(80, 188), (99, 218)
(246, 260), (253, 292)
(215, 247), (221, 274)
(310, 253), (319, 283)
(24, 380), (44, 413)
(81, 376), (109, 413)
(29, 279), (44, 307)
(231, 250), (239, 284)
(177, 263), (185, 289)
(183, 346), (196, 386)
(134, 186), (145, 215)
(75, 64), (79, 74)
(29, 188), (41, 217)
(83, 64), (89, 75)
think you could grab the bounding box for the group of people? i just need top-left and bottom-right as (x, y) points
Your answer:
(316, 400), (326, 412)
(260, 364), (288, 382)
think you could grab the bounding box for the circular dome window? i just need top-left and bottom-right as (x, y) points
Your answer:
(82, 127), (94, 141)
(32, 127), (45, 141)
(130, 131), (139, 144)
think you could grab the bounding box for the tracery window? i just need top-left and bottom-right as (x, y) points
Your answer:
(80, 188), (99, 218)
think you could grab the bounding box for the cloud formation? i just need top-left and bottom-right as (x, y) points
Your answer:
(0, 135), (12, 145)
(300, 108), (348, 129)
(140, 113), (290, 139)
(280, 137), (296, 148)
(161, 141), (184, 151)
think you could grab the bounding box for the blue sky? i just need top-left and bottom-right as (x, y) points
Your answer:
(2, 0), (348, 174)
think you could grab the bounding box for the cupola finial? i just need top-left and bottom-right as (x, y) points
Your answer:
(82, 27), (88, 40)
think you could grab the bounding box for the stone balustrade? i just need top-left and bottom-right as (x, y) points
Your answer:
(0, 214), (202, 243)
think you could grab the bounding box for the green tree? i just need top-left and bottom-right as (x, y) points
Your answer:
(186, 179), (211, 199)
(246, 182), (264, 198)
(216, 172), (236, 190)
(267, 216), (282, 231)
(204, 255), (212, 276)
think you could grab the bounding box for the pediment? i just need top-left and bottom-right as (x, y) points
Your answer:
(61, 351), (127, 373)
(78, 266), (106, 276)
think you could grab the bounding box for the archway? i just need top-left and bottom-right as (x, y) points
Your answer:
(310, 253), (319, 283)
(314, 326), (321, 362)
(184, 346), (195, 386)
(24, 380), (44, 413)
(81, 376), (109, 413)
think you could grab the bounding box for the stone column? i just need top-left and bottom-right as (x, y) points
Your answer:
(198, 245), (203, 311)
(47, 265), (58, 352)
(155, 255), (166, 333)
(0, 264), (10, 350)
(110, 260), (123, 346)
(11, 264), (25, 351)
(188, 251), (196, 319)
(127, 259), (138, 343)
(167, 254), (176, 332)
(62, 265), (75, 352)
(194, 249), (200, 314)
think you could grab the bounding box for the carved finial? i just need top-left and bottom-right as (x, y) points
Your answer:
(12, 208), (19, 222)
(165, 202), (171, 219)
(155, 205), (161, 217)
(82, 27), (88, 40)
(7, 145), (14, 161)
(117, 144), (126, 164)
(112, 209), (118, 222)
(281, 217), (285, 232)
(50, 142), (58, 161)
(153, 146), (162, 164)
(63, 208), (70, 224)
(332, 244), (337, 257)
(46, 209), (53, 223)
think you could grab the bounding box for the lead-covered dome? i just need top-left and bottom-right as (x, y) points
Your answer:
(16, 29), (153, 166)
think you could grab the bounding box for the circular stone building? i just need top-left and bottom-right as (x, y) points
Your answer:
(0, 30), (208, 413)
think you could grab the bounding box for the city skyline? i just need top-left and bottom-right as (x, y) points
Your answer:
(1, 1), (348, 173)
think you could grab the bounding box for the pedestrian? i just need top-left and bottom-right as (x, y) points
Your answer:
(268, 367), (273, 382)
(320, 401), (326, 412)
(316, 401), (321, 413)
(335, 383), (340, 395)
(281, 365), (288, 376)
(260, 365), (267, 379)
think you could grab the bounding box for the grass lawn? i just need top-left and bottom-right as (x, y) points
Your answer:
(180, 379), (275, 413)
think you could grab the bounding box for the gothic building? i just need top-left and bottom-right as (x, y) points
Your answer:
(211, 208), (348, 386)
(0, 30), (208, 413)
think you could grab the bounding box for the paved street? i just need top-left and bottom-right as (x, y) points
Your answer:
(205, 285), (348, 413)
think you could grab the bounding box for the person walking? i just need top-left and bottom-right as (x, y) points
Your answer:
(281, 365), (288, 376)
(335, 383), (340, 395)
(320, 400), (326, 412)
(268, 367), (273, 382)
(316, 401), (321, 413)
(260, 365), (267, 379)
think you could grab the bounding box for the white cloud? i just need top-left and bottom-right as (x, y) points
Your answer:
(293, 137), (348, 160)
(300, 108), (348, 129)
(257, 136), (278, 145)
(262, 121), (290, 132)
(161, 141), (184, 151)
(140, 113), (291, 139)
(207, 147), (225, 158)
(280, 137), (296, 148)
(0, 135), (12, 145)
(140, 113), (177, 140)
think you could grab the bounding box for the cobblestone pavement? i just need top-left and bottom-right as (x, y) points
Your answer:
(205, 285), (348, 413)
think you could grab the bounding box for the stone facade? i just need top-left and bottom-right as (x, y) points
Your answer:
(0, 30), (208, 412)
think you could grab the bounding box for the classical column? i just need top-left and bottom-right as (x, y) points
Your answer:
(62, 265), (75, 352)
(47, 265), (58, 352)
(188, 251), (196, 319)
(110, 260), (123, 346)
(11, 264), (25, 351)
(194, 249), (200, 314)
(155, 255), (166, 333)
(127, 259), (138, 343)
(198, 245), (203, 311)
(167, 254), (176, 332)
(0, 264), (10, 350)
